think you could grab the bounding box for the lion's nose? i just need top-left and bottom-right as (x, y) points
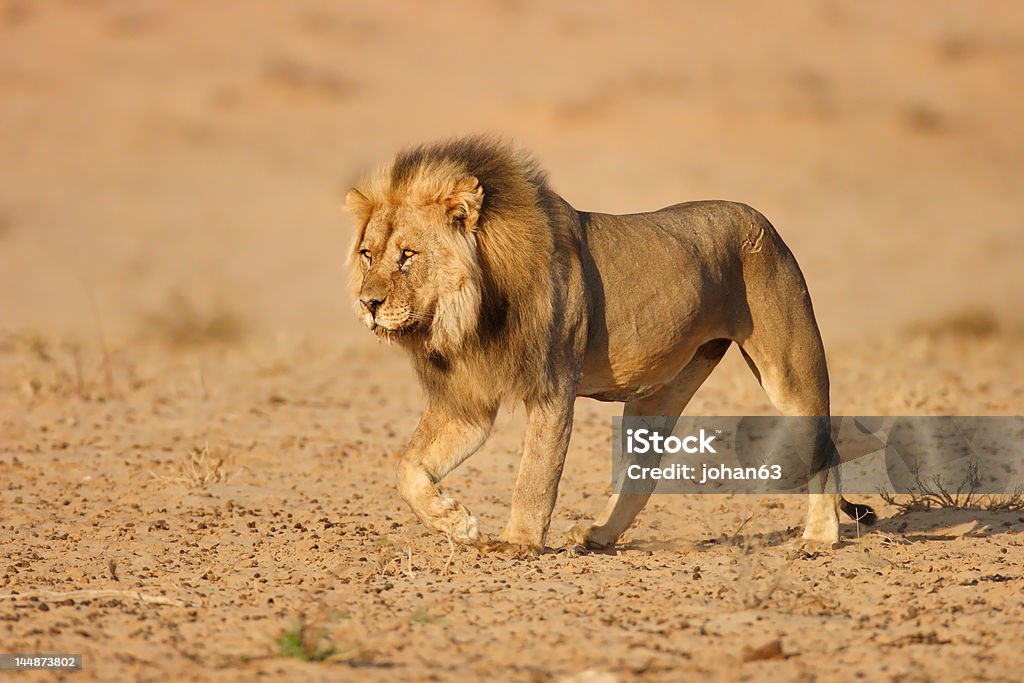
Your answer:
(360, 295), (384, 316)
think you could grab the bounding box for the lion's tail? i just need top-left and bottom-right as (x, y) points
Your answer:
(840, 497), (877, 525)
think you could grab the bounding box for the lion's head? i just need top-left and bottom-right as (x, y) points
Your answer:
(345, 137), (553, 360)
(346, 160), (485, 353)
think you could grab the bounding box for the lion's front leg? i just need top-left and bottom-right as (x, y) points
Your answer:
(498, 396), (575, 551)
(397, 405), (496, 545)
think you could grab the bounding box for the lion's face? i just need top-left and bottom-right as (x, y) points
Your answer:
(353, 204), (447, 337)
(347, 176), (485, 352)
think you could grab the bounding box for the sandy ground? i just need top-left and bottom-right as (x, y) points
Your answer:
(1, 2), (1023, 681)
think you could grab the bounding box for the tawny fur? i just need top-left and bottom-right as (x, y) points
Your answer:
(346, 135), (872, 551)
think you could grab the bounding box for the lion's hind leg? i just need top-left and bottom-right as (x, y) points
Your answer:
(569, 339), (731, 549)
(737, 310), (843, 545)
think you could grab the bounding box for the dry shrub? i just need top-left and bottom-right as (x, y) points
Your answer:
(141, 292), (245, 348)
(732, 531), (801, 609)
(5, 333), (130, 400)
(880, 460), (1024, 513)
(692, 499), (800, 609)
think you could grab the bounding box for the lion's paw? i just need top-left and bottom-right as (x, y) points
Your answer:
(794, 537), (840, 555)
(432, 496), (481, 546)
(565, 523), (611, 551)
(800, 520), (840, 548)
(481, 540), (541, 559)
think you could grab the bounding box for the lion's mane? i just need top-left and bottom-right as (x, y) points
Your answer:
(348, 137), (584, 413)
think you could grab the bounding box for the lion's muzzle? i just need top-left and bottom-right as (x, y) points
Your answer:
(359, 294), (384, 317)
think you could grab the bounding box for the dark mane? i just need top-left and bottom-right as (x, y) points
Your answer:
(351, 135), (578, 407)
(390, 136), (551, 227)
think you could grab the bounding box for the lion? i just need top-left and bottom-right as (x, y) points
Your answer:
(345, 136), (875, 553)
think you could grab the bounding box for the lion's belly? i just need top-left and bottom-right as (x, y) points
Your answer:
(575, 205), (748, 402)
(577, 353), (697, 402)
(576, 316), (706, 402)
(576, 278), (718, 402)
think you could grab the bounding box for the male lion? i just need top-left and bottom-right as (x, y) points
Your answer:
(345, 136), (874, 553)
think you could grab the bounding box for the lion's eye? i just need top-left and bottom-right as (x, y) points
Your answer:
(398, 249), (417, 267)
(359, 249), (371, 264)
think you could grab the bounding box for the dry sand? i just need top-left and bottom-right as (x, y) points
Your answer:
(1, 2), (1023, 681)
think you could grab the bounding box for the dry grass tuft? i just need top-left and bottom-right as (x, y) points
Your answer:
(367, 536), (417, 579)
(692, 500), (800, 610)
(150, 443), (231, 489)
(4, 332), (136, 400)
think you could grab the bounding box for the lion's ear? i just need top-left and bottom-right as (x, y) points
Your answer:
(445, 177), (484, 232)
(345, 188), (374, 222)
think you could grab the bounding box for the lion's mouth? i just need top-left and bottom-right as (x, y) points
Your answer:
(370, 319), (420, 340)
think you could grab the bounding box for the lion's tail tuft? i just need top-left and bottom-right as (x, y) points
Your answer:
(840, 497), (877, 525)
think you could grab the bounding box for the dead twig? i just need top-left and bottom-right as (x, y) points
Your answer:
(443, 533), (457, 576)
(729, 512), (756, 544)
(402, 542), (415, 578)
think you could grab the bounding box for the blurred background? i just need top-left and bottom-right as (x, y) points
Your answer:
(1, 0), (1022, 351)
(3, 6), (1023, 677)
